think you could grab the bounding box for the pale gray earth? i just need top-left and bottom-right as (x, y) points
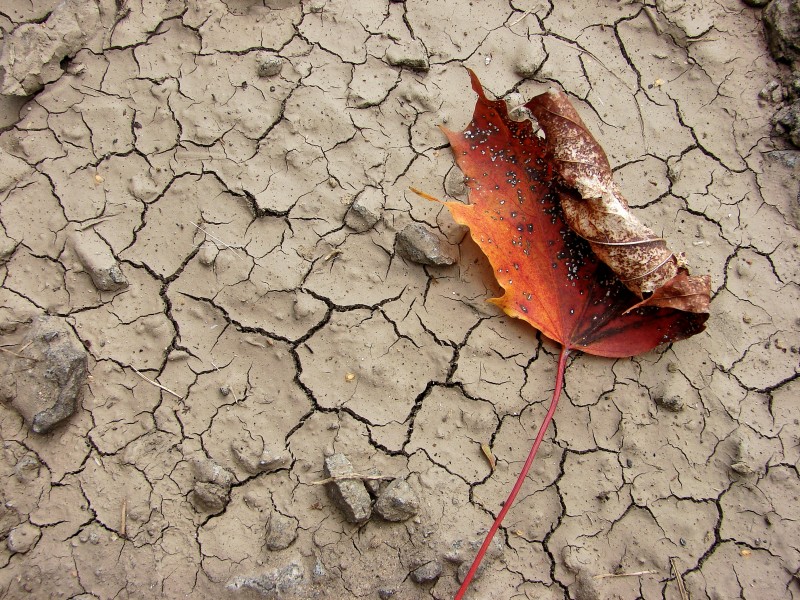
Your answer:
(0, 1), (799, 599)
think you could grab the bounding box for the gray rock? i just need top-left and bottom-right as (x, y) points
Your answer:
(385, 42), (429, 71)
(759, 80), (782, 102)
(410, 560), (442, 584)
(396, 223), (457, 266)
(71, 230), (128, 292)
(764, 0), (800, 66)
(190, 481), (229, 513)
(256, 54), (283, 78)
(265, 511), (298, 551)
(363, 467), (387, 497)
(227, 563), (304, 596)
(654, 393), (684, 412)
(344, 186), (383, 232)
(2, 316), (88, 434)
(0, 0), (101, 96)
(7, 522), (41, 554)
(773, 101), (800, 147)
(323, 453), (372, 524)
(311, 559), (327, 582)
(374, 479), (420, 522)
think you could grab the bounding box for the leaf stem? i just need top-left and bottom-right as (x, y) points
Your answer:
(455, 345), (571, 599)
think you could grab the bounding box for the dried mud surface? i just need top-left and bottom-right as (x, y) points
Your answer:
(1, 1), (799, 599)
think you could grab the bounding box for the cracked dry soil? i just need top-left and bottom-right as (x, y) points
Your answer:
(0, 1), (799, 599)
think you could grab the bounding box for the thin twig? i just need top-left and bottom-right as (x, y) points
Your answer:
(593, 570), (658, 580)
(310, 473), (395, 486)
(0, 347), (38, 360)
(131, 367), (184, 400)
(508, 7), (534, 28)
(671, 558), (689, 600)
(190, 221), (246, 262)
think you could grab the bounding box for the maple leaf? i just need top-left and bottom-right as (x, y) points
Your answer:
(413, 70), (710, 598)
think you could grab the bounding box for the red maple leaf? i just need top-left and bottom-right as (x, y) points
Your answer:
(414, 70), (710, 597)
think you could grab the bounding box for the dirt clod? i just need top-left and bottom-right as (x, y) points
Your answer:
(6, 522), (41, 554)
(411, 560), (443, 584)
(2, 315), (88, 433)
(0, 0), (100, 95)
(191, 481), (230, 513)
(71, 230), (128, 292)
(385, 41), (429, 71)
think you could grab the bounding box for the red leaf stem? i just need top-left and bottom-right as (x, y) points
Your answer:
(455, 345), (571, 599)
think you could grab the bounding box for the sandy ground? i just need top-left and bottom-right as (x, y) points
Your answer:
(1, 0), (799, 598)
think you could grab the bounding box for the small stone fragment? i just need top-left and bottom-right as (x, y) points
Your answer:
(265, 511), (298, 551)
(374, 479), (420, 522)
(7, 522), (41, 554)
(444, 167), (468, 197)
(730, 435), (763, 476)
(190, 481), (229, 513)
(227, 563), (305, 595)
(0, 230), (17, 263)
(256, 54), (283, 78)
(312, 559), (327, 582)
(323, 453), (372, 524)
(344, 186), (383, 232)
(197, 241), (219, 266)
(759, 80), (781, 101)
(385, 41), (429, 71)
(2, 315), (88, 434)
(14, 453), (41, 483)
(410, 560), (442, 584)
(396, 223), (457, 266)
(71, 230), (128, 291)
(654, 393), (684, 412)
(363, 467), (387, 497)
(231, 440), (289, 475)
